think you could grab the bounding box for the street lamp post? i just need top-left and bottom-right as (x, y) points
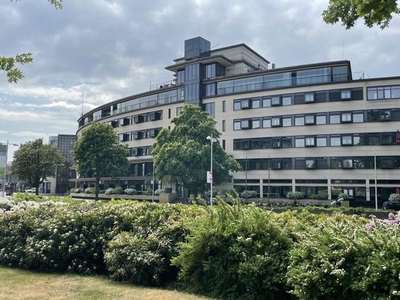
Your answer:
(207, 135), (217, 206)
(374, 150), (378, 211)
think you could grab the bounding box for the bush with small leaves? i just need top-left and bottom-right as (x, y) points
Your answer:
(124, 188), (137, 195)
(389, 193), (400, 202)
(172, 197), (293, 299)
(286, 191), (304, 200)
(240, 190), (257, 199)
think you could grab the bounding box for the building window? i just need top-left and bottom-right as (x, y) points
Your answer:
(205, 84), (216, 97)
(316, 114), (327, 125)
(341, 90), (351, 99)
(271, 96), (281, 106)
(252, 118), (261, 129)
(305, 136), (316, 147)
(252, 98), (261, 108)
(262, 97), (271, 107)
(305, 115), (315, 125)
(330, 136), (341, 146)
(241, 119), (251, 129)
(282, 117), (292, 127)
(233, 120), (241, 130)
(204, 102), (215, 118)
(295, 138), (305, 148)
(342, 135), (353, 146)
(380, 110), (391, 121)
(343, 159), (353, 169)
(241, 99), (251, 109)
(233, 101), (241, 111)
(381, 133), (393, 145)
(341, 112), (352, 123)
(316, 136), (327, 147)
(305, 93), (315, 103)
(222, 100), (226, 112)
(222, 120), (226, 132)
(330, 114), (340, 124)
(272, 138), (282, 148)
(262, 118), (271, 128)
(271, 117), (282, 127)
(295, 116), (305, 126)
(306, 159), (316, 169)
(282, 95), (292, 106)
(353, 112), (364, 123)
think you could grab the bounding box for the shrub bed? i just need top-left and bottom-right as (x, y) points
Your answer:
(0, 195), (400, 299)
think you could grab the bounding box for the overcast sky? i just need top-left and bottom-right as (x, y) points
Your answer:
(1, 0), (399, 160)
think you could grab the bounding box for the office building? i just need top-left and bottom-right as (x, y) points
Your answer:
(75, 37), (400, 207)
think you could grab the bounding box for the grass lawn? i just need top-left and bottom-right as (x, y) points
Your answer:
(0, 266), (211, 300)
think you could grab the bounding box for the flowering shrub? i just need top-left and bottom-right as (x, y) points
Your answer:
(287, 213), (400, 299)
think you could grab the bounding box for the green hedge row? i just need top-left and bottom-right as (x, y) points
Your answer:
(1, 195), (400, 299)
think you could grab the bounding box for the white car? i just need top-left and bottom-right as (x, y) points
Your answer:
(25, 188), (35, 193)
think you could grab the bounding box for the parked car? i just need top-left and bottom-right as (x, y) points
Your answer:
(25, 188), (35, 193)
(382, 201), (400, 210)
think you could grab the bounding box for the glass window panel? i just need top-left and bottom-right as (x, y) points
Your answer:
(252, 119), (261, 129)
(295, 138), (305, 148)
(262, 97), (271, 107)
(234, 121), (241, 130)
(305, 93), (315, 102)
(353, 112), (364, 123)
(233, 101), (241, 110)
(306, 159), (316, 169)
(271, 96), (281, 106)
(252, 98), (261, 108)
(305, 115), (315, 125)
(392, 86), (400, 98)
(341, 112), (352, 123)
(343, 159), (353, 168)
(316, 115), (327, 125)
(282, 96), (292, 106)
(295, 116), (305, 126)
(305, 137), (316, 147)
(282, 138), (292, 148)
(368, 135), (379, 145)
(330, 136), (341, 146)
(367, 88), (377, 100)
(341, 90), (351, 99)
(282, 117), (292, 127)
(271, 117), (281, 127)
(342, 136), (353, 145)
(262, 118), (271, 128)
(317, 137), (327, 147)
(330, 114), (340, 124)
(353, 135), (361, 145)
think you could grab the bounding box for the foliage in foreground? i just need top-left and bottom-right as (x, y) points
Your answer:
(1, 195), (400, 299)
(172, 198), (293, 300)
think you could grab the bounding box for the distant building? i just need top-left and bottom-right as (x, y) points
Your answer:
(75, 37), (400, 207)
(41, 134), (77, 195)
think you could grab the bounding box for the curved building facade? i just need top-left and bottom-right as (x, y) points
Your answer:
(76, 37), (400, 207)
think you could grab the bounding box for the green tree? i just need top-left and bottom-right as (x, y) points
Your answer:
(12, 138), (65, 195)
(152, 104), (241, 197)
(1, 0), (63, 82)
(72, 122), (130, 201)
(322, 0), (399, 29)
